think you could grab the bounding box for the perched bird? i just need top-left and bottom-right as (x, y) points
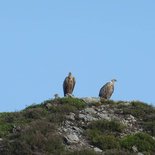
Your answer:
(63, 72), (76, 97)
(99, 79), (117, 100)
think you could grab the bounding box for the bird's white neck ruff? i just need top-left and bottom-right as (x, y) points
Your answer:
(110, 81), (115, 85)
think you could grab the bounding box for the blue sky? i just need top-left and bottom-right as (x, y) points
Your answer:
(0, 1), (155, 112)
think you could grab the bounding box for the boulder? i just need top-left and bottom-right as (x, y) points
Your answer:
(64, 133), (79, 145)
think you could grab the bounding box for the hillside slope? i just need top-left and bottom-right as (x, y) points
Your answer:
(0, 97), (155, 155)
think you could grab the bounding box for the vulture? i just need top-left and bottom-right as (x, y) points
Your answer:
(63, 72), (76, 97)
(99, 79), (117, 99)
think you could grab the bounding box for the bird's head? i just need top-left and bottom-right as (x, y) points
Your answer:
(111, 79), (117, 83)
(68, 72), (72, 76)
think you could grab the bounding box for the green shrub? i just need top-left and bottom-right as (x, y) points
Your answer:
(120, 101), (155, 136)
(87, 129), (120, 150)
(142, 113), (155, 136)
(47, 112), (65, 125)
(100, 99), (116, 105)
(86, 119), (125, 150)
(120, 132), (155, 152)
(0, 113), (16, 137)
(104, 149), (134, 155)
(24, 103), (44, 110)
(122, 101), (155, 119)
(88, 119), (125, 134)
(48, 104), (77, 114)
(44, 97), (86, 110)
(2, 120), (65, 155)
(0, 123), (12, 137)
(23, 107), (48, 120)
(99, 134), (120, 150)
(142, 121), (155, 136)
(65, 149), (100, 155)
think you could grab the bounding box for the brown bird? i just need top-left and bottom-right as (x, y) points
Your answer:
(99, 79), (117, 99)
(63, 72), (76, 97)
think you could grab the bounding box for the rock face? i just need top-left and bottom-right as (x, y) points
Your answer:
(58, 98), (144, 152)
(64, 133), (79, 144)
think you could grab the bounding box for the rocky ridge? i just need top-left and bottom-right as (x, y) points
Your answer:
(0, 97), (154, 155)
(58, 97), (148, 154)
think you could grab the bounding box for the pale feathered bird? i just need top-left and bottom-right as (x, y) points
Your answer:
(63, 72), (76, 97)
(99, 79), (117, 99)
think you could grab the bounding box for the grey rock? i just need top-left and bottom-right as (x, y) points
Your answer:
(65, 120), (74, 126)
(64, 133), (79, 144)
(72, 126), (83, 134)
(94, 147), (102, 153)
(86, 114), (98, 121)
(62, 127), (68, 132)
(118, 102), (130, 106)
(82, 97), (100, 103)
(137, 153), (144, 155)
(128, 115), (136, 122)
(45, 103), (52, 109)
(79, 113), (98, 122)
(66, 113), (75, 121)
(121, 119), (129, 126)
(123, 102), (130, 106)
(84, 107), (96, 114)
(12, 125), (21, 133)
(79, 114), (86, 120)
(132, 145), (138, 152)
(98, 113), (111, 120)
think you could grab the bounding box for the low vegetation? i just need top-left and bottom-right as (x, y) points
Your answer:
(118, 101), (155, 136)
(120, 132), (155, 152)
(0, 98), (154, 155)
(0, 98), (87, 155)
(86, 119), (155, 153)
(86, 119), (124, 150)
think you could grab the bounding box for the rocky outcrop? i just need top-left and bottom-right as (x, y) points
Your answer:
(0, 97), (154, 155)
(58, 97), (144, 153)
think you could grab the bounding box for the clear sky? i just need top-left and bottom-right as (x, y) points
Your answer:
(0, 1), (155, 112)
